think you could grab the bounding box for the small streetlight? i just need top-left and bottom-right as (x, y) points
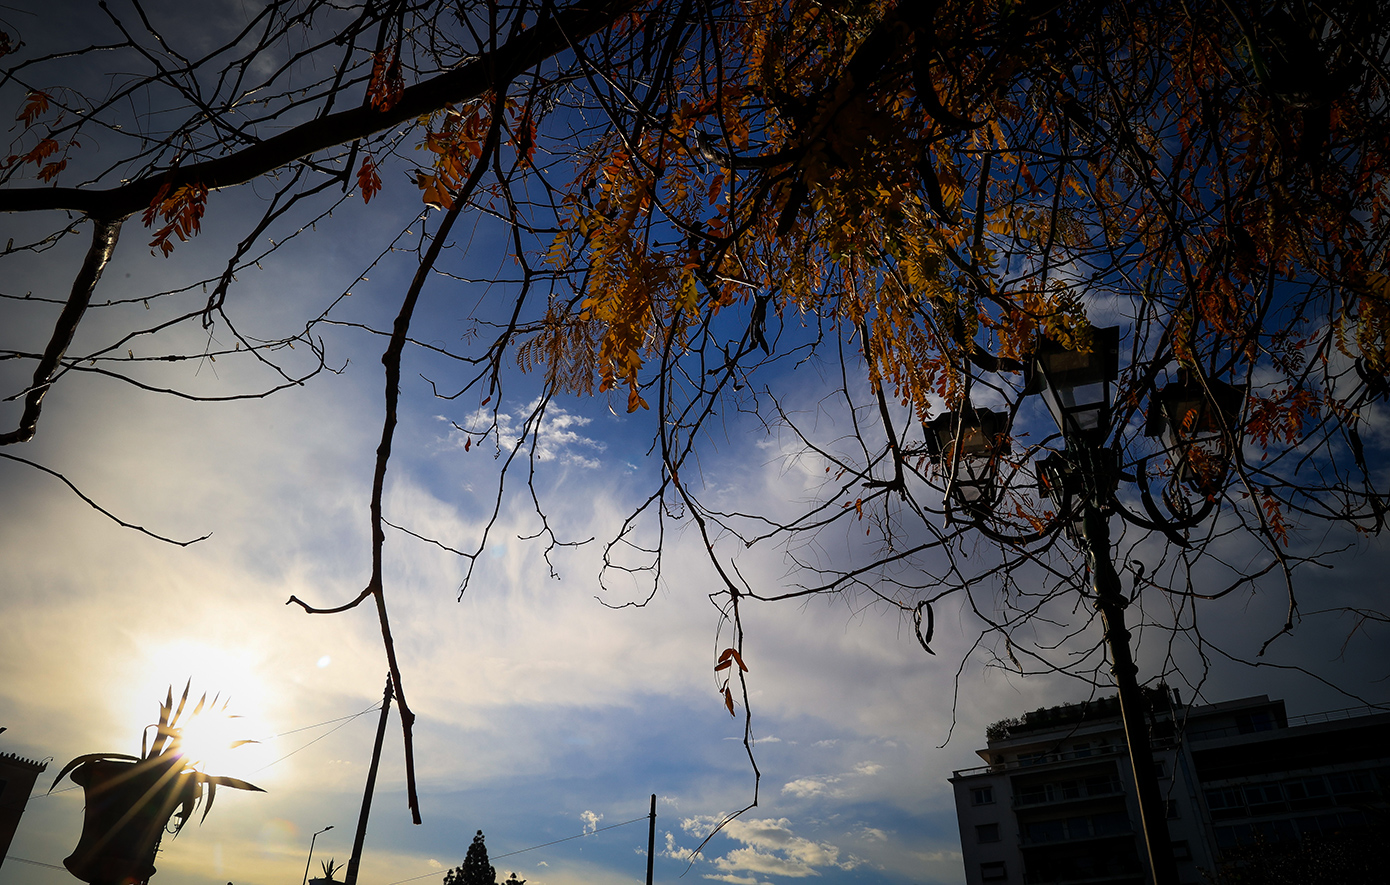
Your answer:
(923, 407), (1008, 517)
(302, 825), (334, 885)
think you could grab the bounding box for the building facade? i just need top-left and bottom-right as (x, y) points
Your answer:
(950, 690), (1390, 885)
(0, 747), (48, 872)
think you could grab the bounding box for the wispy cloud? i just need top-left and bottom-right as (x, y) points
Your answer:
(444, 398), (607, 468)
(680, 816), (862, 881)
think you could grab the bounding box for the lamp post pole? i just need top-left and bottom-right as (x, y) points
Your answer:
(302, 825), (334, 885)
(1077, 491), (1179, 885)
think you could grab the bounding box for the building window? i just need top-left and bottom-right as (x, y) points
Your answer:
(981, 861), (1007, 881)
(976, 823), (1000, 843)
(1084, 774), (1120, 797)
(1244, 783), (1285, 813)
(1172, 840), (1191, 860)
(1205, 787), (1246, 820)
(1328, 771), (1375, 798)
(971, 786), (995, 806)
(1073, 742), (1092, 758)
(1166, 799), (1180, 819)
(1090, 810), (1131, 836)
(1025, 819), (1066, 843)
(1236, 710), (1276, 733)
(1151, 759), (1168, 778)
(1017, 784), (1050, 806)
(1285, 777), (1331, 809)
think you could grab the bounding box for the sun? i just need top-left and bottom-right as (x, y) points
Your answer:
(174, 702), (250, 773)
(121, 639), (272, 779)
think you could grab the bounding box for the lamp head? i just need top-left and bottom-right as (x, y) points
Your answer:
(924, 406), (1009, 517)
(1145, 369), (1244, 494)
(1025, 325), (1120, 443)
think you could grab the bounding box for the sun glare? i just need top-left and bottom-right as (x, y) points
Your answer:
(175, 705), (247, 773)
(120, 639), (272, 780)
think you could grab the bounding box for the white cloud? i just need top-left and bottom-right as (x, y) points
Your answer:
(663, 831), (697, 861)
(580, 809), (603, 834)
(852, 761), (882, 776)
(682, 816), (861, 881)
(444, 399), (606, 467)
(714, 848), (817, 878)
(781, 777), (835, 798)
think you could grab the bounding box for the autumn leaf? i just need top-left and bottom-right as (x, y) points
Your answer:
(716, 647), (748, 672)
(723, 686), (735, 716)
(16, 91), (49, 128)
(38, 159), (67, 182)
(357, 154), (382, 204)
(366, 48), (404, 112)
(144, 182), (209, 257)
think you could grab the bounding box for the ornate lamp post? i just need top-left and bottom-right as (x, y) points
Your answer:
(929, 326), (1243, 885)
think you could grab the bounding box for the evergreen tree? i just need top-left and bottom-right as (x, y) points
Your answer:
(502, 875), (525, 885)
(444, 831), (495, 885)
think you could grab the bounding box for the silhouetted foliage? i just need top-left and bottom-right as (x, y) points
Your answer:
(444, 830), (496, 885)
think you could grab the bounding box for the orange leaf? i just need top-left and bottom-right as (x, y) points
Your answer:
(17, 91), (48, 128)
(357, 154), (382, 204)
(714, 659), (732, 672)
(727, 648), (748, 672)
(723, 687), (735, 716)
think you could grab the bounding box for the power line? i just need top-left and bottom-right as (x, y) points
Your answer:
(6, 856), (67, 872)
(248, 702), (382, 775)
(382, 816), (650, 885)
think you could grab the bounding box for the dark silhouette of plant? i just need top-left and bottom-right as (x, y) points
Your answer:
(443, 830), (495, 885)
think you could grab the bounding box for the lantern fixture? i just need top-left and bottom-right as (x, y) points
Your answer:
(1025, 325), (1121, 443)
(924, 407), (1009, 517)
(1145, 369), (1245, 494)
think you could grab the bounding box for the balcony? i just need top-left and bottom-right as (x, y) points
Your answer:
(953, 745), (1124, 779)
(1013, 781), (1123, 810)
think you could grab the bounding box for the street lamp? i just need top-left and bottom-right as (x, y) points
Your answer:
(927, 325), (1242, 885)
(1024, 324), (1120, 442)
(923, 406), (1009, 518)
(1145, 368), (1245, 495)
(302, 825), (334, 885)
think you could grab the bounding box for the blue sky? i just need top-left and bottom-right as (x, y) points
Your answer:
(2, 4), (1390, 885)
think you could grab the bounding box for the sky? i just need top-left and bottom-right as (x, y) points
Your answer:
(2, 4), (1389, 885)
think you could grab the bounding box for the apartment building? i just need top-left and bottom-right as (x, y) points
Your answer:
(949, 689), (1390, 884)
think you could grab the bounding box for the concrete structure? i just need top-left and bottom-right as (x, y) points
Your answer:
(0, 747), (48, 872)
(950, 690), (1390, 884)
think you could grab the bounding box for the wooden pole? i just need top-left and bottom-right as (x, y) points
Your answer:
(345, 676), (393, 885)
(645, 794), (656, 885)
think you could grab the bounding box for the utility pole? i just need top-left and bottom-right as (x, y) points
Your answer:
(345, 676), (393, 885)
(645, 794), (656, 885)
